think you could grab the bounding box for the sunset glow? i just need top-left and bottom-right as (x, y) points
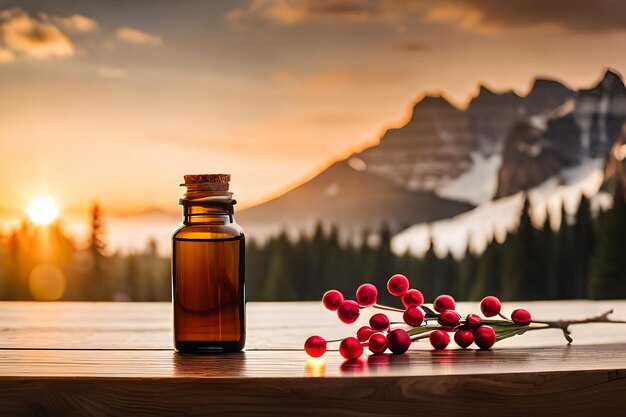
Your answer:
(26, 196), (59, 226)
(0, 2), (624, 218)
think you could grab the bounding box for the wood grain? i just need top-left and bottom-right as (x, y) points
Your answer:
(1, 300), (625, 350)
(0, 370), (625, 417)
(0, 301), (626, 416)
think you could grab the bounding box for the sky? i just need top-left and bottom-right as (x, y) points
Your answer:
(0, 0), (625, 220)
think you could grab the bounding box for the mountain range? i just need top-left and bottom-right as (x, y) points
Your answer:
(239, 69), (626, 244)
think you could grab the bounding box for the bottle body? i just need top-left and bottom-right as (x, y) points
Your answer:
(172, 210), (245, 353)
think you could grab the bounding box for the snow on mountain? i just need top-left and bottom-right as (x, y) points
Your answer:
(391, 158), (607, 259)
(495, 69), (626, 198)
(241, 70), (622, 244)
(435, 152), (502, 205)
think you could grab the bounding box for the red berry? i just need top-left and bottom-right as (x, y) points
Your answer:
(356, 326), (374, 342)
(322, 290), (344, 311)
(387, 329), (411, 354)
(337, 300), (360, 324)
(304, 336), (327, 358)
(473, 325), (496, 350)
(433, 294), (455, 313)
(429, 330), (450, 350)
(511, 309), (532, 326)
(480, 296), (501, 317)
(368, 333), (388, 355)
(466, 313), (482, 328)
(454, 329), (474, 348)
(403, 306), (424, 327)
(402, 289), (424, 308)
(339, 337), (364, 359)
(355, 283), (378, 307)
(437, 310), (461, 328)
(369, 313), (390, 331)
(387, 274), (409, 297)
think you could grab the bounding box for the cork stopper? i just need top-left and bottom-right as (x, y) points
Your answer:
(180, 174), (231, 198)
(181, 174), (230, 192)
(183, 174), (230, 185)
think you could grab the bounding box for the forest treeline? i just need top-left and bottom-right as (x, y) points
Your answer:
(246, 184), (626, 303)
(0, 185), (624, 302)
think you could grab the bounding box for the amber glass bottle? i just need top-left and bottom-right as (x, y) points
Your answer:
(172, 174), (245, 353)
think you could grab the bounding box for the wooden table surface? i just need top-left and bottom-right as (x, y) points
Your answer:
(1, 301), (626, 416)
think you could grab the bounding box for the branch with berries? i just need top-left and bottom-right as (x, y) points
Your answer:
(304, 274), (626, 359)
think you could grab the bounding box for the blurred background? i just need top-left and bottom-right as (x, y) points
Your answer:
(0, 0), (625, 303)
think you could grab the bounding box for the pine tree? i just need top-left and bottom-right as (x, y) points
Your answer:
(126, 252), (141, 301)
(418, 238), (437, 300)
(589, 183), (626, 298)
(260, 232), (297, 300)
(373, 222), (395, 292)
(4, 232), (21, 300)
(357, 229), (376, 283)
(86, 202), (109, 300)
(90, 202), (106, 255)
(537, 210), (558, 299)
(245, 238), (268, 301)
(457, 241), (478, 300)
(310, 222), (328, 291)
(572, 194), (595, 298)
(555, 203), (575, 299)
(501, 195), (534, 300)
(438, 252), (458, 297)
(400, 249), (421, 290)
(471, 238), (502, 300)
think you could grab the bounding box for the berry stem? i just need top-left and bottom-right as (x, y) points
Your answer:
(498, 312), (509, 320)
(410, 332), (434, 341)
(530, 309), (626, 344)
(372, 303), (405, 313)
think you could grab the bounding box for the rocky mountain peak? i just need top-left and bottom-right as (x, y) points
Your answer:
(496, 70), (626, 198)
(469, 84), (522, 104)
(411, 94), (458, 115)
(241, 69), (625, 240)
(528, 78), (572, 96)
(599, 68), (624, 89)
(524, 78), (573, 115)
(581, 68), (625, 96)
(477, 84), (496, 96)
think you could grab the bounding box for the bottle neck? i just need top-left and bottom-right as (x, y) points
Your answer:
(180, 197), (236, 226)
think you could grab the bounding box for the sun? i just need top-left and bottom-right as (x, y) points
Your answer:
(26, 196), (59, 226)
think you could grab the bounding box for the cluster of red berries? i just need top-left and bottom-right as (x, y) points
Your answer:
(304, 274), (532, 359)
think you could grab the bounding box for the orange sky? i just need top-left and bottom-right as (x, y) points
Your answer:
(0, 1), (625, 219)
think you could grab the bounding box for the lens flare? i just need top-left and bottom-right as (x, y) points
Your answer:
(26, 196), (59, 226)
(304, 358), (326, 377)
(28, 264), (66, 301)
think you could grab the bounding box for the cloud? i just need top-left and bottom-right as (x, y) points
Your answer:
(228, 0), (626, 33)
(99, 67), (128, 79)
(50, 14), (98, 33)
(115, 27), (162, 46)
(227, 0), (426, 24)
(430, 0), (626, 33)
(0, 8), (74, 59)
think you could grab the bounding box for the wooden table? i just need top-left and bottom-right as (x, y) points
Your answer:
(1, 301), (626, 416)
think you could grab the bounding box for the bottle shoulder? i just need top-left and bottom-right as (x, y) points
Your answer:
(173, 222), (244, 240)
